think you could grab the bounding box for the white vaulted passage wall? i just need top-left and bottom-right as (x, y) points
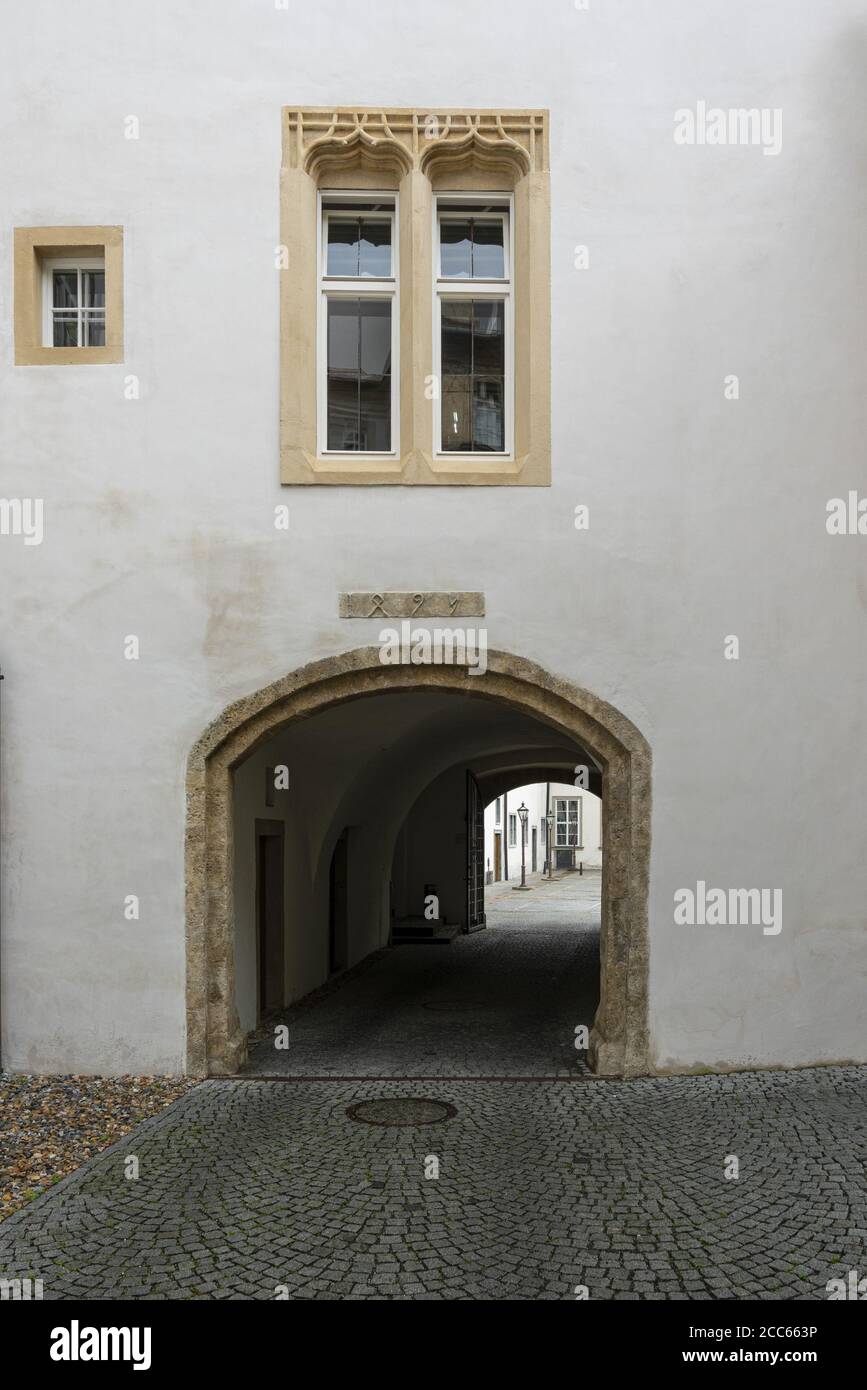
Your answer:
(230, 687), (595, 1036)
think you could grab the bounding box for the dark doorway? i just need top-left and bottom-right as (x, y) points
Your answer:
(493, 831), (502, 882)
(329, 830), (349, 974)
(255, 821), (285, 1019)
(531, 826), (538, 873)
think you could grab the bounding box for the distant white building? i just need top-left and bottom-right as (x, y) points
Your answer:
(484, 783), (602, 883)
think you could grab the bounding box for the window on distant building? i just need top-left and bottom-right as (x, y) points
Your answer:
(508, 813), (517, 847)
(495, 797), (501, 824)
(554, 797), (582, 848)
(319, 196), (397, 456)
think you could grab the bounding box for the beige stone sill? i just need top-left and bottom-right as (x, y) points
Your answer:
(430, 454), (520, 476)
(282, 446), (544, 486)
(314, 454), (404, 473)
(18, 345), (123, 367)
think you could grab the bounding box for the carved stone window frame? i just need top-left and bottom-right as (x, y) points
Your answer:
(14, 226), (123, 366)
(280, 109), (550, 487)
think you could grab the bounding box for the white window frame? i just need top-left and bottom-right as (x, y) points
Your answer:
(554, 797), (582, 849)
(508, 812), (517, 847)
(41, 256), (106, 349)
(433, 193), (514, 461)
(317, 191), (399, 459)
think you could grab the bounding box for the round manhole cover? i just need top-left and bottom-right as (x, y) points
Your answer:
(346, 1098), (457, 1127)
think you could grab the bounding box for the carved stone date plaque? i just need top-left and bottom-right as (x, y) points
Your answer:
(339, 592), (485, 619)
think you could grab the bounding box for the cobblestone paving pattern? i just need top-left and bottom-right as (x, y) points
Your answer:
(0, 1066), (864, 1299)
(247, 868), (601, 1077)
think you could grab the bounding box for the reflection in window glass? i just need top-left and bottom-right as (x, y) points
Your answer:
(327, 299), (391, 452)
(51, 267), (106, 347)
(439, 219), (504, 279)
(470, 221), (505, 278)
(441, 299), (504, 452)
(440, 221), (473, 278)
(83, 271), (105, 307)
(327, 219), (391, 278)
(53, 271), (78, 307)
(53, 315), (78, 347)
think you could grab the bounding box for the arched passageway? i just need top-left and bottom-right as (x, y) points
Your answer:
(185, 649), (651, 1077)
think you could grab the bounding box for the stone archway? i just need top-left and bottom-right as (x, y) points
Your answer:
(185, 648), (652, 1078)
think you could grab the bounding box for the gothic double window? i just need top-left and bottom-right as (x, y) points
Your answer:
(281, 108), (550, 486)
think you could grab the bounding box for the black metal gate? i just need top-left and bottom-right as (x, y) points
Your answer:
(466, 771), (486, 932)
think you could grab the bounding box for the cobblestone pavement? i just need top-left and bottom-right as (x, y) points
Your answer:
(0, 1066), (865, 1300)
(246, 869), (601, 1077)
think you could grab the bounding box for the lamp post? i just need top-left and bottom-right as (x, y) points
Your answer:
(513, 802), (531, 890)
(546, 809), (555, 879)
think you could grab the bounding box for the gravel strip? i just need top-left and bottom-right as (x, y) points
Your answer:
(0, 1073), (197, 1221)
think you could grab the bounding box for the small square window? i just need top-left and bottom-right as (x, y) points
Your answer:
(14, 226), (123, 366)
(44, 260), (106, 349)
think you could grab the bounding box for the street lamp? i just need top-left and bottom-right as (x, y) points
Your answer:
(546, 809), (555, 879)
(513, 802), (531, 891)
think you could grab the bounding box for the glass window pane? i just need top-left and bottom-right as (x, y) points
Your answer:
(359, 300), (391, 451)
(85, 313), (106, 347)
(83, 271), (105, 307)
(327, 299), (360, 449)
(53, 271), (78, 308)
(472, 220), (505, 278)
(439, 220), (472, 278)
(327, 221), (359, 276)
(327, 219), (392, 277)
(441, 377), (472, 452)
(359, 300), (391, 380)
(327, 298), (391, 451)
(441, 300), (472, 375)
(439, 298), (506, 452)
(327, 376), (360, 450)
(473, 377), (504, 451)
(358, 221), (391, 278)
(327, 298), (360, 375)
(472, 301), (505, 374)
(52, 314), (79, 347)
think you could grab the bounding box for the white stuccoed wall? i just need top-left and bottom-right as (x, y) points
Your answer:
(1, 0), (865, 1073)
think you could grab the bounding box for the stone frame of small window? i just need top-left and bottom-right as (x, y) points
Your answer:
(280, 108), (550, 486)
(13, 225), (124, 366)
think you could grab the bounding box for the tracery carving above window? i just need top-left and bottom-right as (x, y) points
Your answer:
(284, 108), (547, 183)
